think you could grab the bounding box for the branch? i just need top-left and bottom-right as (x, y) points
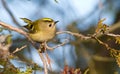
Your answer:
(38, 49), (48, 74)
(93, 55), (114, 62)
(45, 39), (69, 50)
(12, 45), (27, 54)
(94, 37), (120, 53)
(109, 21), (120, 32)
(106, 33), (120, 37)
(0, 21), (34, 44)
(56, 31), (91, 40)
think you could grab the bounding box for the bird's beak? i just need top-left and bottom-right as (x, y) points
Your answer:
(54, 21), (59, 24)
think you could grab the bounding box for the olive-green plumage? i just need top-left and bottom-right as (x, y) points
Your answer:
(21, 18), (58, 42)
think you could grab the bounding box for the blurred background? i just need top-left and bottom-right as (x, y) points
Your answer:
(0, 0), (120, 74)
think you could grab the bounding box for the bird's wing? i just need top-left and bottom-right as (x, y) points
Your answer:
(21, 18), (35, 33)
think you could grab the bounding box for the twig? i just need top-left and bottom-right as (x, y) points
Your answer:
(94, 37), (111, 50)
(38, 49), (48, 74)
(109, 21), (120, 32)
(92, 55), (114, 62)
(94, 37), (120, 53)
(45, 52), (52, 71)
(45, 39), (69, 50)
(12, 45), (27, 54)
(106, 33), (120, 37)
(83, 68), (89, 74)
(0, 21), (34, 44)
(56, 31), (91, 40)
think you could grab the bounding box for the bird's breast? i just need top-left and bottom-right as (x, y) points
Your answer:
(29, 31), (55, 42)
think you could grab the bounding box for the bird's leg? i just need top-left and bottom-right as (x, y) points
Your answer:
(39, 42), (46, 53)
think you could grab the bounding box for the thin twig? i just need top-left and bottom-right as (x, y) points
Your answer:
(45, 39), (69, 50)
(106, 33), (120, 37)
(93, 55), (114, 62)
(38, 49), (48, 74)
(109, 21), (120, 32)
(45, 52), (52, 71)
(94, 37), (120, 52)
(56, 31), (91, 40)
(0, 21), (34, 44)
(12, 45), (27, 54)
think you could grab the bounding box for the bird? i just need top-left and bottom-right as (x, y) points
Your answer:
(21, 18), (59, 43)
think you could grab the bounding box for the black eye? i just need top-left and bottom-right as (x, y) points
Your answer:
(49, 24), (52, 27)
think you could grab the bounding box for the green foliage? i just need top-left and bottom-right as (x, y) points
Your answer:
(17, 67), (33, 74)
(95, 18), (109, 34)
(95, 19), (120, 69)
(32, 63), (42, 71)
(5, 35), (12, 44)
(110, 49), (120, 67)
(115, 37), (120, 44)
(0, 57), (18, 74)
(1, 67), (18, 74)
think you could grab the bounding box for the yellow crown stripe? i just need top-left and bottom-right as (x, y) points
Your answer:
(42, 18), (53, 22)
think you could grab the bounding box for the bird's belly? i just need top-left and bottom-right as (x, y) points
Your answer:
(29, 32), (55, 42)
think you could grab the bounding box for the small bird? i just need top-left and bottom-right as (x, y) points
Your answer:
(21, 18), (58, 42)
